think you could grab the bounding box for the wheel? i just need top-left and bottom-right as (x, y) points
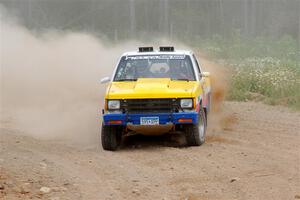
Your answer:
(101, 123), (123, 151)
(184, 105), (206, 146)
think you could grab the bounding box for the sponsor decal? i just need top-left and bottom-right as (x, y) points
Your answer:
(197, 96), (202, 104)
(195, 95), (202, 112)
(125, 55), (185, 60)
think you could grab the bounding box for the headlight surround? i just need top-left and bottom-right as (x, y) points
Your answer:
(180, 99), (193, 109)
(107, 100), (120, 110)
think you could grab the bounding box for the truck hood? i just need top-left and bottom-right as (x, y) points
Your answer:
(106, 78), (199, 99)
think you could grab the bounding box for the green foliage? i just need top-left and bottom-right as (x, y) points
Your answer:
(198, 34), (299, 61)
(198, 35), (300, 109)
(228, 58), (300, 109)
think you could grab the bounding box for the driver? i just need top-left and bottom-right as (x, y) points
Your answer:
(149, 62), (170, 78)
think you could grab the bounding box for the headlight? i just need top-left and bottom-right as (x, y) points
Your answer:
(180, 99), (193, 108)
(107, 100), (120, 110)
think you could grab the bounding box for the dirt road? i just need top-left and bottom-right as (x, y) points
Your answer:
(0, 102), (299, 200)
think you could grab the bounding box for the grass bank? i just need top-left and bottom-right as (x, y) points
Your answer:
(196, 34), (300, 110)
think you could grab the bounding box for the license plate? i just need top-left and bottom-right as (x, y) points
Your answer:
(140, 117), (159, 125)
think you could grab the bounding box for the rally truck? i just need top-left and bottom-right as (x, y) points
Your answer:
(100, 47), (211, 151)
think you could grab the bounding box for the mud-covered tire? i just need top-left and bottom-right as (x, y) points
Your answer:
(101, 124), (123, 151)
(184, 105), (206, 146)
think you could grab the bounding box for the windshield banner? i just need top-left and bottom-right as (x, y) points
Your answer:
(125, 55), (185, 60)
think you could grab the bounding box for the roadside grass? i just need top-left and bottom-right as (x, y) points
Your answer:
(195, 34), (300, 110)
(228, 58), (300, 109)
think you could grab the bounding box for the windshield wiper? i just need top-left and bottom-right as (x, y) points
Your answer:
(115, 78), (137, 82)
(171, 78), (190, 82)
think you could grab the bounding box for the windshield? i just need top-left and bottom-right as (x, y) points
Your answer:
(113, 54), (196, 81)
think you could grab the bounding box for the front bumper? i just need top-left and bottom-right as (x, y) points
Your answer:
(103, 112), (198, 126)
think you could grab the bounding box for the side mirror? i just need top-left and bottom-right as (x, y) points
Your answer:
(201, 72), (210, 78)
(100, 77), (111, 84)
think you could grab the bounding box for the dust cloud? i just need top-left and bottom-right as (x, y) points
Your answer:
(0, 7), (227, 146)
(196, 52), (230, 132)
(0, 10), (140, 145)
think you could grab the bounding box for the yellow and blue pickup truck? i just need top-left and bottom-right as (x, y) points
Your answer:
(100, 47), (211, 151)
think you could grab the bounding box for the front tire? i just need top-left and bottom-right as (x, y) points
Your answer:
(101, 123), (123, 151)
(184, 105), (206, 146)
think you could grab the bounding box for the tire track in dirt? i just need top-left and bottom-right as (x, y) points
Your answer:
(1, 102), (299, 200)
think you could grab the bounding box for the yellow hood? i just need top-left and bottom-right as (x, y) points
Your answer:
(106, 78), (200, 99)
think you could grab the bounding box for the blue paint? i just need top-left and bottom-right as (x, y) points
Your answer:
(103, 112), (198, 126)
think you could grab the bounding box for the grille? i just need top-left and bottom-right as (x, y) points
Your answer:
(121, 99), (179, 114)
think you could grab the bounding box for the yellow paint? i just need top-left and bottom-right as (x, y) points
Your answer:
(105, 78), (204, 100)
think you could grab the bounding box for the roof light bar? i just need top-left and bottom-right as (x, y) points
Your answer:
(159, 46), (174, 52)
(138, 47), (154, 52)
